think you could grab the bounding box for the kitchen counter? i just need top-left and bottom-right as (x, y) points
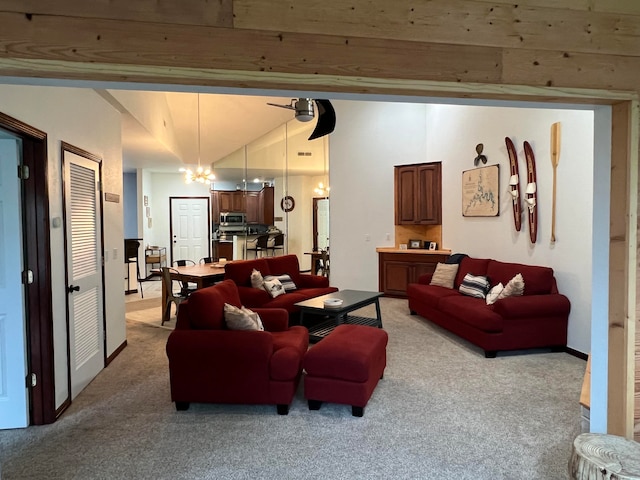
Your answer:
(376, 247), (451, 255)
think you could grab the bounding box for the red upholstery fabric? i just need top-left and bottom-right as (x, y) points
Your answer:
(303, 325), (388, 408)
(186, 280), (241, 330)
(486, 260), (555, 295)
(406, 282), (459, 308)
(223, 255), (338, 318)
(166, 280), (309, 411)
(407, 257), (570, 356)
(454, 257), (491, 288)
(224, 258), (271, 287)
(438, 295), (503, 333)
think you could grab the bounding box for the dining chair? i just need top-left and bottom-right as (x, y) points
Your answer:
(124, 239), (143, 298)
(268, 233), (285, 256)
(246, 234), (270, 258)
(317, 249), (330, 280)
(161, 267), (189, 325)
(172, 259), (197, 296)
(199, 257), (215, 264)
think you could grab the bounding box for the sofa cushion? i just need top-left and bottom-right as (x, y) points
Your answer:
(454, 257), (491, 288)
(265, 255), (303, 286)
(270, 326), (308, 381)
(225, 259), (271, 287)
(487, 260), (553, 295)
(264, 274), (297, 292)
(497, 273), (525, 299)
(458, 273), (490, 299)
(438, 295), (504, 333)
(224, 303), (264, 331)
(263, 277), (286, 298)
(407, 283), (460, 308)
(429, 263), (459, 289)
(250, 268), (264, 289)
(188, 280), (241, 330)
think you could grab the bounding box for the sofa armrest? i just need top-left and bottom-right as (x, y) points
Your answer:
(166, 330), (274, 367)
(253, 308), (289, 332)
(297, 274), (330, 288)
(417, 273), (433, 285)
(492, 294), (571, 319)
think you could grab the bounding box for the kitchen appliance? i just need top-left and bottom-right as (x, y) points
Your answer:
(220, 212), (246, 226)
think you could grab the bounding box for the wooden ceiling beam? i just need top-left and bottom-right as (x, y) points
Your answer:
(233, 0), (640, 57)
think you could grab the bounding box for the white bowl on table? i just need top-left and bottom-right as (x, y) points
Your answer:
(323, 298), (343, 309)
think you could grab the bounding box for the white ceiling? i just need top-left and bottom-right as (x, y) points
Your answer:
(116, 90), (323, 175)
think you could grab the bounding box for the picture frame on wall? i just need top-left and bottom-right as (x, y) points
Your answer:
(408, 239), (422, 249)
(462, 164), (500, 217)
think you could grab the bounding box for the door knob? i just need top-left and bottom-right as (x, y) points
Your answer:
(67, 285), (80, 293)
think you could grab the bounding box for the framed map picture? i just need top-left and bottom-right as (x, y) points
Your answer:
(462, 164), (499, 217)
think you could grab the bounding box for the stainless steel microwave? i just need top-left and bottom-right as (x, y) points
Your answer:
(220, 212), (246, 225)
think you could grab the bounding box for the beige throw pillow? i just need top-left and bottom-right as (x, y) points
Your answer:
(485, 282), (504, 305)
(224, 303), (264, 331)
(429, 263), (459, 289)
(263, 277), (286, 298)
(251, 269), (264, 289)
(497, 273), (525, 300)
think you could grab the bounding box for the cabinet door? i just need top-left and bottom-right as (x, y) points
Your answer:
(232, 192), (245, 212)
(246, 192), (260, 223)
(416, 163), (442, 224)
(211, 192), (220, 221)
(382, 261), (413, 296)
(218, 192), (235, 212)
(260, 187), (274, 225)
(394, 166), (417, 224)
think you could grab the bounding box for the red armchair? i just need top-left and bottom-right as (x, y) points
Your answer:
(165, 280), (309, 414)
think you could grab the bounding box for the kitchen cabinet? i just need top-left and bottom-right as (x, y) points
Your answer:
(395, 162), (442, 225)
(212, 187), (274, 225)
(212, 240), (233, 261)
(378, 250), (449, 297)
(245, 192), (260, 223)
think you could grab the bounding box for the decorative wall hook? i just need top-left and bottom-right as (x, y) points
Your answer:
(474, 144), (488, 166)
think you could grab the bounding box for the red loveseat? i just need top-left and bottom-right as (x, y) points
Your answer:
(407, 256), (570, 358)
(165, 280), (308, 414)
(224, 254), (338, 320)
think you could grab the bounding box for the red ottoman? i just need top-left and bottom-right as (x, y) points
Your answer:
(303, 324), (388, 417)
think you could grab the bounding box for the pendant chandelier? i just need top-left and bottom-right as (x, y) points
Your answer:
(180, 93), (215, 184)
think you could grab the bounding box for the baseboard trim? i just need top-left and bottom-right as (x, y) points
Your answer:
(565, 346), (588, 360)
(106, 339), (128, 366)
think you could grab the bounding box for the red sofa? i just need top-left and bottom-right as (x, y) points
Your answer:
(407, 256), (570, 357)
(224, 254), (338, 320)
(165, 280), (308, 414)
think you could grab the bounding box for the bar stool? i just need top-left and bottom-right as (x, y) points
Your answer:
(124, 239), (143, 298)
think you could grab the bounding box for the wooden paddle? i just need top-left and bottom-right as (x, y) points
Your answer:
(550, 122), (561, 243)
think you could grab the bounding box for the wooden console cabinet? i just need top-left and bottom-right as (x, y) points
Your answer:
(378, 250), (449, 297)
(395, 162), (442, 225)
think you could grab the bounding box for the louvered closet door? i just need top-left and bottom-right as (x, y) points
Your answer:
(64, 152), (104, 399)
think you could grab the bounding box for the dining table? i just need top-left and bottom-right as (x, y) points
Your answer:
(304, 251), (329, 275)
(162, 264), (226, 323)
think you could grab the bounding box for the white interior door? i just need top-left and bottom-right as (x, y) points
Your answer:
(64, 151), (104, 399)
(170, 197), (209, 263)
(317, 198), (330, 251)
(0, 136), (29, 429)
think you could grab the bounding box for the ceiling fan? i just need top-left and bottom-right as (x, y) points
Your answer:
(267, 98), (336, 140)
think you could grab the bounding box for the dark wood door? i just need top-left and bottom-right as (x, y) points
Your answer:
(260, 187), (274, 225)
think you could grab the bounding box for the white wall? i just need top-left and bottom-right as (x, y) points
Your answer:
(0, 84), (124, 409)
(330, 100), (597, 355)
(145, 172), (210, 262)
(429, 104), (595, 353)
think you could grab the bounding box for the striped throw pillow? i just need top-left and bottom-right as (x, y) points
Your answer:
(458, 273), (491, 299)
(263, 274), (297, 292)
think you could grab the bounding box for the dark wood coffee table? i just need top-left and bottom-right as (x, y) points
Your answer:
(295, 290), (384, 342)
